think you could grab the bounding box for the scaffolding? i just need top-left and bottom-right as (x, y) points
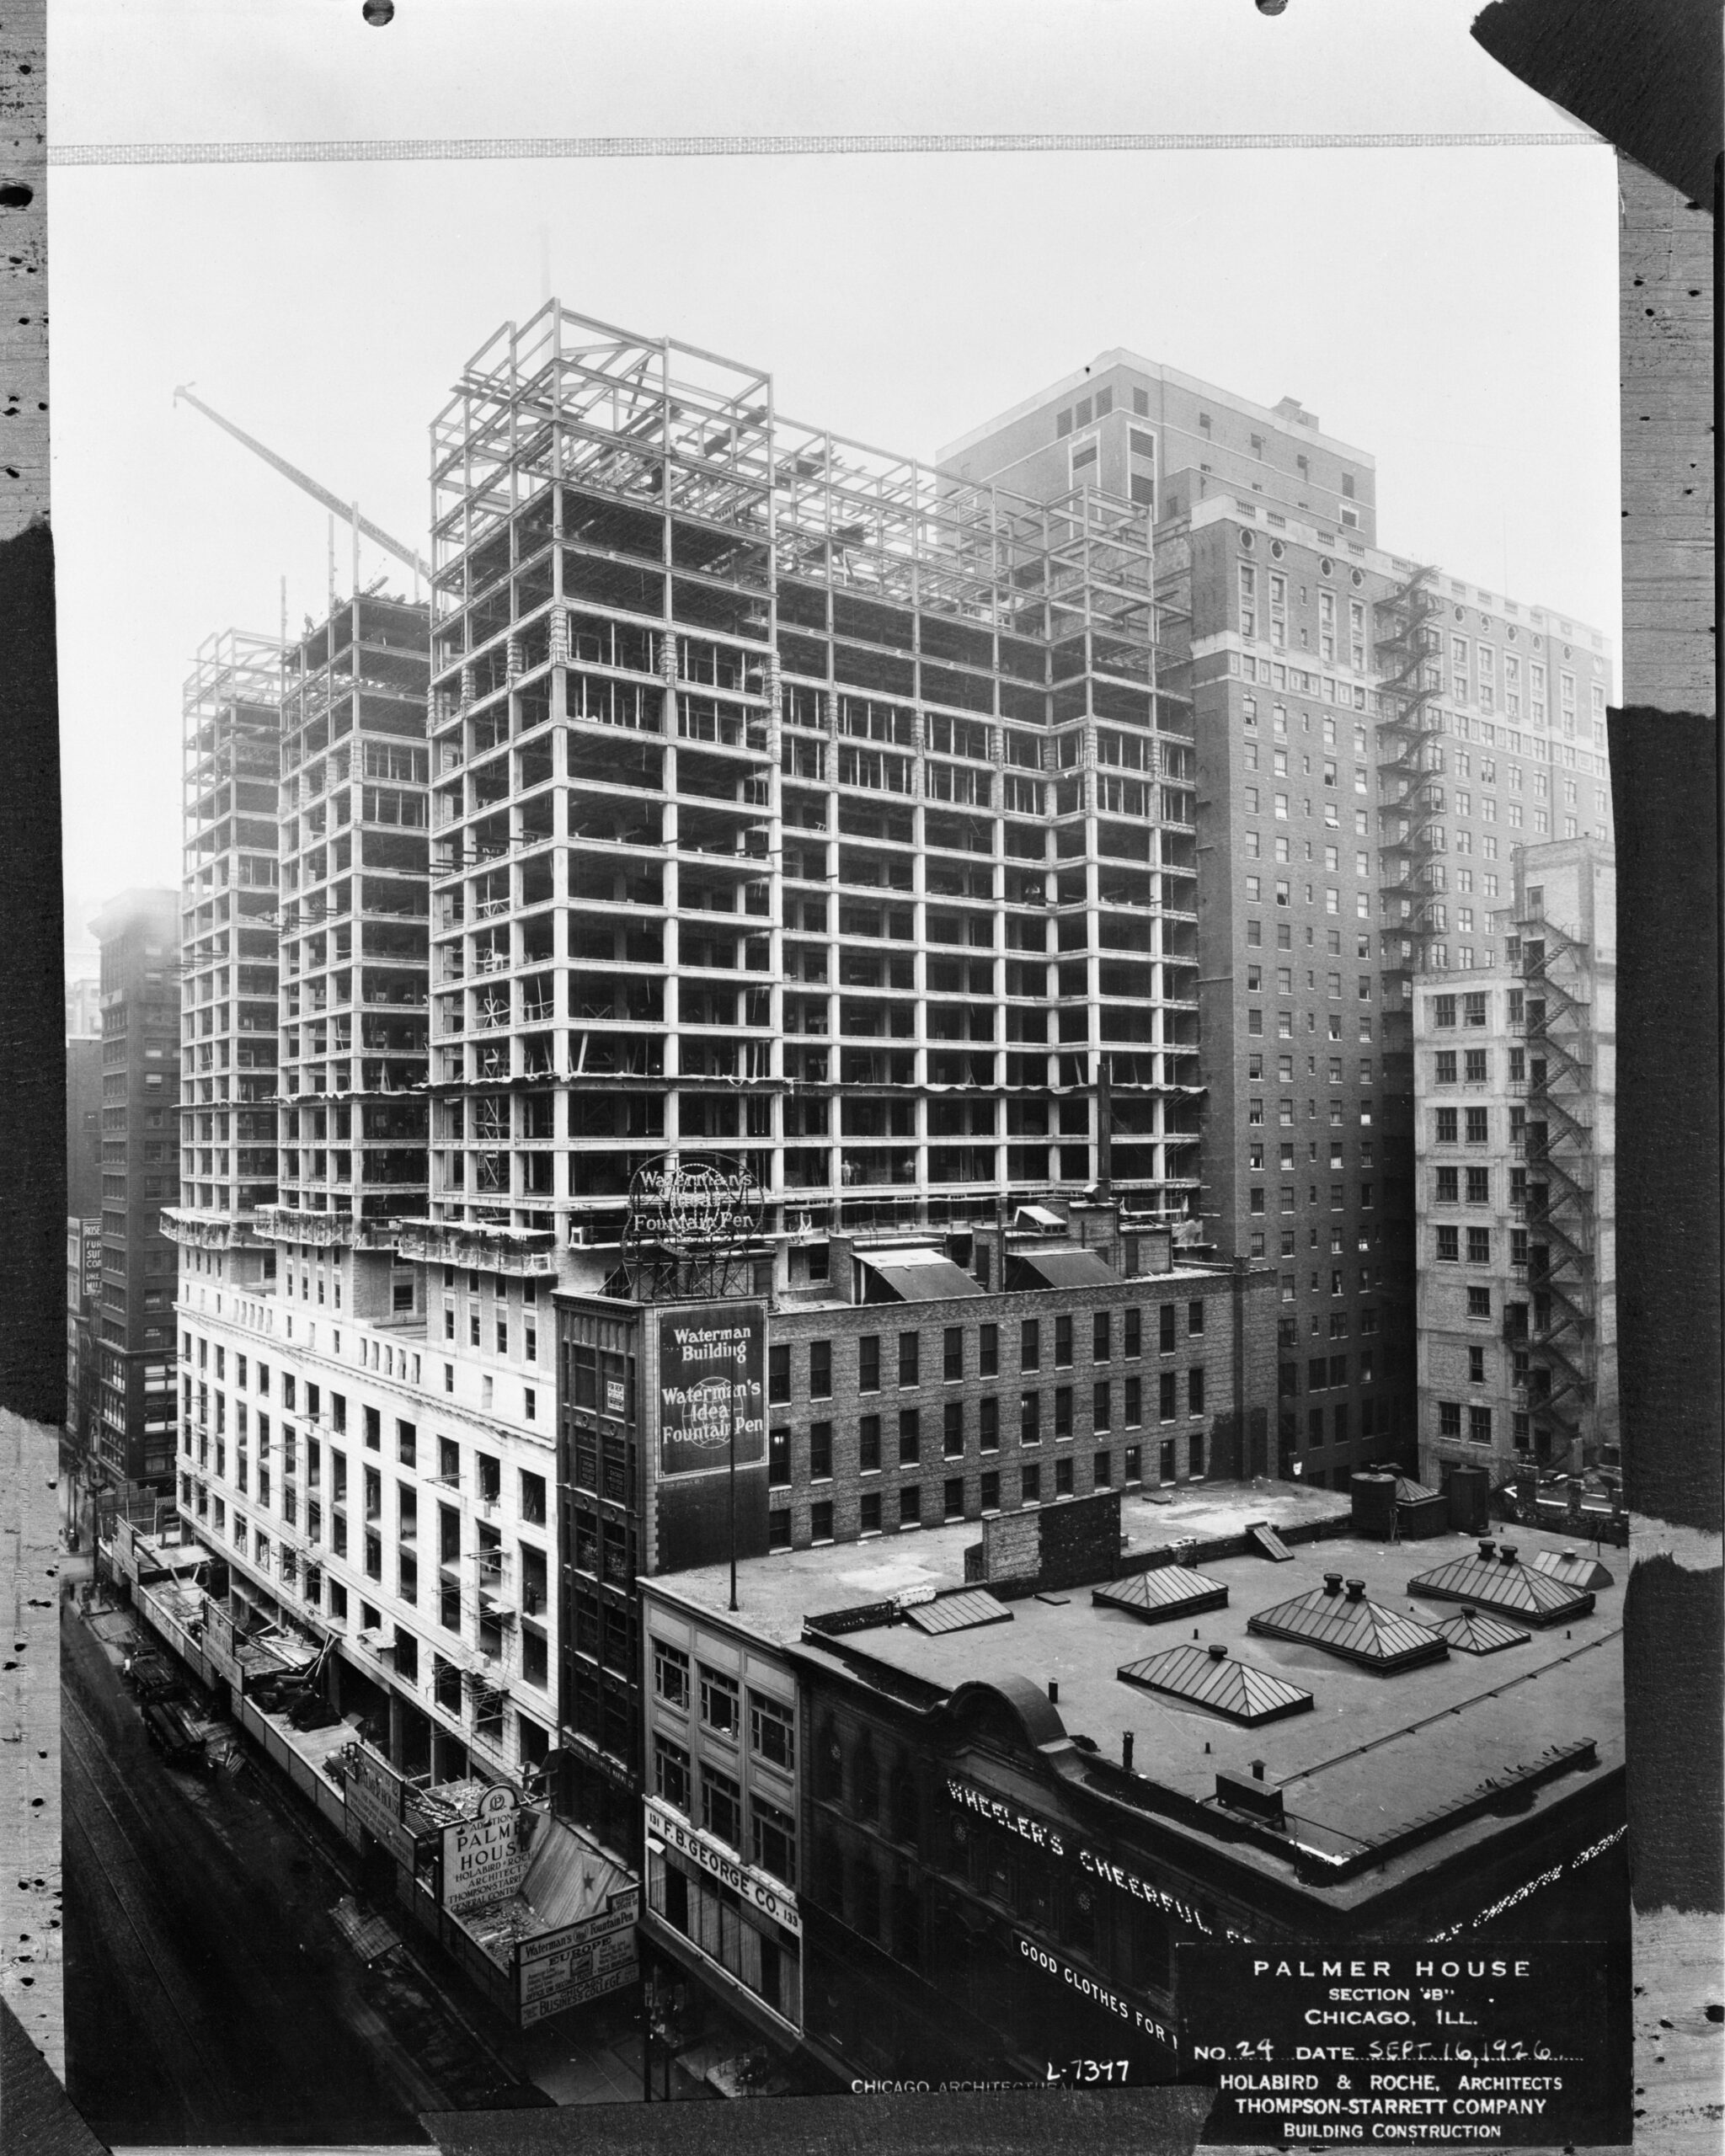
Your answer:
(422, 302), (1200, 1246)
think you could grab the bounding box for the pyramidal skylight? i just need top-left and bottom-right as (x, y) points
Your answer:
(1407, 1541), (1595, 1629)
(1247, 1573), (1449, 1673)
(1118, 1641), (1313, 1726)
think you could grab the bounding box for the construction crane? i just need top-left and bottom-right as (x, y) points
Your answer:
(173, 383), (431, 586)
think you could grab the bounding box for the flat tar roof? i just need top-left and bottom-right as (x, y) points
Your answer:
(649, 1481), (1354, 1649)
(649, 1488), (1621, 1870)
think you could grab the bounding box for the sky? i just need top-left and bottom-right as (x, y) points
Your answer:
(47, 0), (1620, 972)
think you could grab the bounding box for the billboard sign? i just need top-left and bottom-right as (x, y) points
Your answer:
(442, 1784), (529, 1914)
(516, 1892), (640, 2024)
(626, 1154), (762, 1253)
(657, 1304), (766, 1478)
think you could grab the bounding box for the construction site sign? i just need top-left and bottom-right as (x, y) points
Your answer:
(442, 1783), (528, 1915)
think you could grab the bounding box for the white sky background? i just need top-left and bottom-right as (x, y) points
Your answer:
(48, 0), (1620, 968)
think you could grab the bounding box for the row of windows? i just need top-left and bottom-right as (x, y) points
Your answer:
(770, 1369), (1209, 1479)
(652, 1735), (798, 1886)
(651, 1643), (796, 1770)
(771, 1438), (1197, 1541)
(768, 1305), (1206, 1401)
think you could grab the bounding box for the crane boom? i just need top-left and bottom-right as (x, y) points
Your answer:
(174, 384), (430, 583)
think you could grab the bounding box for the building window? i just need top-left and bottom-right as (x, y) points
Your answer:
(1465, 1107), (1489, 1143)
(699, 1666), (740, 1740)
(1188, 1368), (1206, 1415)
(1159, 1370), (1178, 1422)
(899, 1408), (921, 1465)
(979, 1396), (999, 1449)
(1435, 1107), (1459, 1143)
(809, 1340), (833, 1398)
(752, 1797), (798, 1886)
(897, 1486), (920, 1529)
(1021, 1462), (1041, 1504)
(1467, 1284), (1493, 1318)
(769, 1427), (790, 1485)
(1468, 1404), (1493, 1446)
(1439, 1400), (1462, 1438)
(654, 1736), (691, 1814)
(768, 1343), (791, 1403)
(979, 1324), (1000, 1377)
(980, 1469), (1001, 1512)
(1092, 1380), (1112, 1431)
(701, 1766), (742, 1850)
(654, 1639), (692, 1710)
(860, 1491), (882, 1534)
(750, 1691), (795, 1772)
(1020, 1391), (1040, 1444)
(1020, 1319), (1040, 1371)
(1433, 995), (1457, 1028)
(943, 1400), (964, 1455)
(858, 1413), (881, 1472)
(1436, 1226), (1461, 1262)
(858, 1335), (881, 1392)
(943, 1326), (964, 1382)
(810, 1497), (835, 1541)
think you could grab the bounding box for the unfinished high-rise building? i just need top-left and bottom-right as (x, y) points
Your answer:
(171, 629), (282, 1292)
(423, 305), (1197, 1255)
(263, 592), (432, 1321)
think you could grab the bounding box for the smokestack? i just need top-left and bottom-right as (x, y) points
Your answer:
(1122, 1731), (1135, 1773)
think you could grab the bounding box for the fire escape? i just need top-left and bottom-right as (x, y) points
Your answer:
(1372, 568), (1448, 985)
(1371, 569), (1445, 1401)
(1518, 907), (1599, 1471)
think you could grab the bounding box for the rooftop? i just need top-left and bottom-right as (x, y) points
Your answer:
(650, 1485), (1622, 1888)
(649, 1480), (1354, 1650)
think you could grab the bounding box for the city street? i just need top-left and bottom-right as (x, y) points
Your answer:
(61, 1593), (540, 2144)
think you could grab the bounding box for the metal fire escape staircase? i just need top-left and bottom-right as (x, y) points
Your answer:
(1518, 916), (1598, 1470)
(1372, 569), (1448, 985)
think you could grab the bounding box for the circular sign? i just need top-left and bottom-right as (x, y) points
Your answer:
(625, 1153), (763, 1256)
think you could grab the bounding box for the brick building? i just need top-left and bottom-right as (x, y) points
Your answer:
(638, 1483), (1625, 2092)
(942, 358), (1614, 1496)
(554, 1203), (1273, 1857)
(1415, 839), (1616, 1489)
(87, 887), (182, 1492)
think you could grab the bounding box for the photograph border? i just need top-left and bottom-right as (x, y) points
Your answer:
(2, 5), (1717, 2152)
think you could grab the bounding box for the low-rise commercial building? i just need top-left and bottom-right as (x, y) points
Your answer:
(640, 1483), (1624, 2089)
(554, 1205), (1275, 1857)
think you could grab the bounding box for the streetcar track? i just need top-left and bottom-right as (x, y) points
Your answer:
(62, 1654), (490, 2121)
(61, 1709), (234, 2134)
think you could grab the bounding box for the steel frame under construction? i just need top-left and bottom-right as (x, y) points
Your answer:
(424, 302), (1202, 1247)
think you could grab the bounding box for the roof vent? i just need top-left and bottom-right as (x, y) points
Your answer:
(1322, 1572), (1343, 1597)
(1478, 1540), (1498, 1560)
(1344, 1578), (1366, 1602)
(1500, 1545), (1519, 1566)
(1207, 1642), (1228, 1662)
